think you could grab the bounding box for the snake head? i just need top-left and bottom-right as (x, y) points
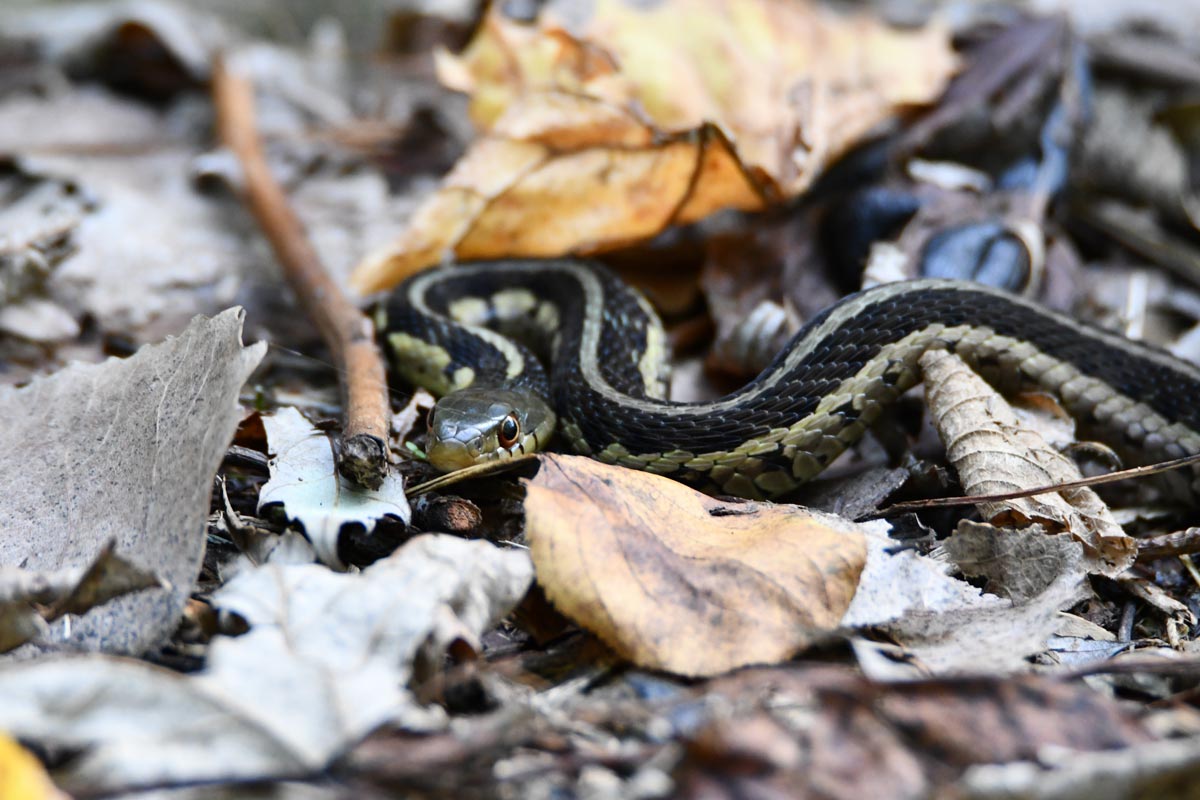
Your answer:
(425, 387), (556, 472)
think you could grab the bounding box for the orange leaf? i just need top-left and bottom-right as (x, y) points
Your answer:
(351, 0), (957, 292)
(523, 454), (867, 677)
(352, 121), (773, 291)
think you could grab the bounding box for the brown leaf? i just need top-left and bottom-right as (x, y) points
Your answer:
(351, 0), (957, 291)
(920, 349), (1135, 576)
(677, 666), (1155, 800)
(352, 118), (772, 292)
(522, 454), (867, 677)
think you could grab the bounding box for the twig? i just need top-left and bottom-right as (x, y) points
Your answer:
(1137, 528), (1200, 563)
(865, 452), (1200, 519)
(211, 55), (390, 489)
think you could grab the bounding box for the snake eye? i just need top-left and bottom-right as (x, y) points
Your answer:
(497, 413), (520, 449)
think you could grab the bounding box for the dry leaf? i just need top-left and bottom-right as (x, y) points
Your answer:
(920, 349), (1136, 576)
(960, 735), (1200, 799)
(844, 527), (1089, 678)
(0, 308), (264, 656)
(259, 407), (412, 570)
(854, 572), (1089, 678)
(351, 0), (957, 291)
(680, 667), (1155, 798)
(0, 544), (162, 654)
(941, 520), (1084, 604)
(0, 535), (532, 794)
(352, 115), (771, 292)
(523, 454), (867, 677)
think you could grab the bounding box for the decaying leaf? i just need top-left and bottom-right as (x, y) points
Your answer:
(843, 526), (1089, 677)
(259, 407), (412, 570)
(677, 666), (1155, 798)
(920, 349), (1136, 575)
(523, 454), (867, 677)
(0, 535), (533, 795)
(351, 0), (958, 291)
(0, 308), (264, 656)
(860, 571), (1089, 678)
(941, 520), (1084, 604)
(0, 543), (161, 654)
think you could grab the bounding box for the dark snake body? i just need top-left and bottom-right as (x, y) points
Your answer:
(380, 259), (1200, 500)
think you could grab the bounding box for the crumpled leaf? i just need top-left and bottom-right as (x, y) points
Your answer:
(942, 520), (1084, 604)
(351, 0), (958, 291)
(0, 308), (264, 656)
(523, 454), (867, 677)
(844, 528), (1089, 678)
(0, 543), (162, 654)
(352, 112), (772, 292)
(258, 407), (412, 570)
(859, 571), (1090, 678)
(0, 535), (533, 794)
(920, 349), (1136, 576)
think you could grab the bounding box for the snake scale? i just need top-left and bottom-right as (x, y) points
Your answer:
(378, 259), (1200, 501)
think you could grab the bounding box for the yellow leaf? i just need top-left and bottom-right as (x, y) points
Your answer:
(351, 0), (958, 292)
(353, 121), (773, 291)
(0, 733), (64, 800)
(523, 454), (867, 677)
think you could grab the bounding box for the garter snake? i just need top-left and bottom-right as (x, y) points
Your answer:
(378, 259), (1200, 500)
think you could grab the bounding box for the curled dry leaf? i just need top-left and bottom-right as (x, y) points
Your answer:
(351, 0), (958, 291)
(920, 350), (1136, 576)
(259, 407), (412, 570)
(0, 308), (264, 656)
(523, 454), (867, 677)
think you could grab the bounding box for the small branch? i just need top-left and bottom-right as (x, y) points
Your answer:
(866, 452), (1200, 520)
(1137, 527), (1200, 563)
(212, 55), (390, 490)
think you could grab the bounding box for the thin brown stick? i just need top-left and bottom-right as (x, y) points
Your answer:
(1137, 528), (1200, 562)
(865, 452), (1200, 520)
(212, 55), (390, 489)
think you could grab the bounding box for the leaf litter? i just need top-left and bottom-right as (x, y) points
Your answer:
(0, 534), (532, 795)
(5, 1), (1200, 798)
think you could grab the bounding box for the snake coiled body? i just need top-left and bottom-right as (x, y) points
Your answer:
(379, 259), (1200, 500)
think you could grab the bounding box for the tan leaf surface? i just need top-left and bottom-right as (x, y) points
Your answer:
(523, 454), (867, 677)
(920, 350), (1136, 576)
(351, 0), (957, 291)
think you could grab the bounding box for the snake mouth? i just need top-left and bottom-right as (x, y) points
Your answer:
(427, 432), (483, 472)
